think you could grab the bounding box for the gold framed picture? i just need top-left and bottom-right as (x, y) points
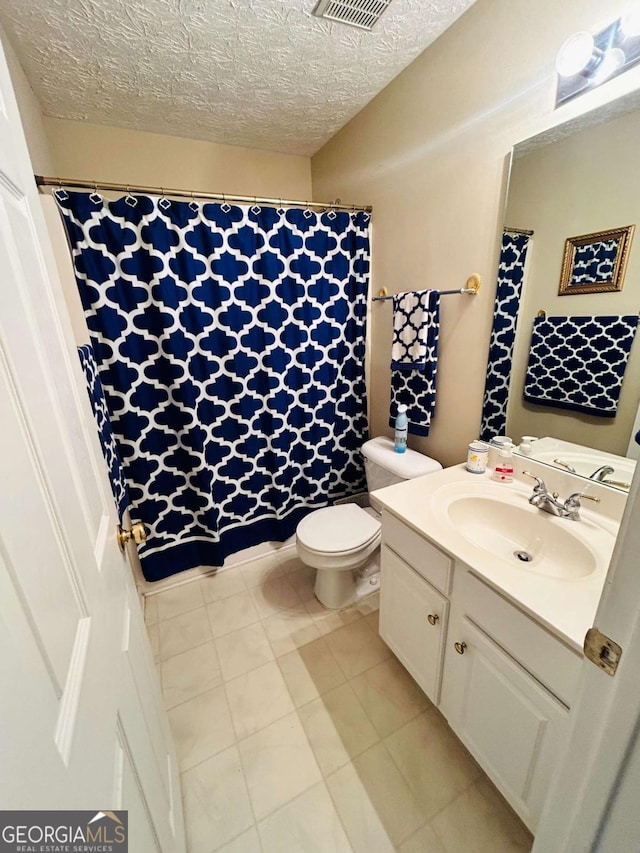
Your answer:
(558, 225), (635, 295)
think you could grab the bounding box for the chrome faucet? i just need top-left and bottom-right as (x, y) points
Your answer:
(553, 458), (577, 474)
(523, 471), (600, 520)
(589, 465), (615, 482)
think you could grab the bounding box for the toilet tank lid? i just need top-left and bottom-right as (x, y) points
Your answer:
(362, 436), (442, 479)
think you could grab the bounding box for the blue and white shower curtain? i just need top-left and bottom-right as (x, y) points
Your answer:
(77, 342), (132, 520)
(57, 192), (370, 581)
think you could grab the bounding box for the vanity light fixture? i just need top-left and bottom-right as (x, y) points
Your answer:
(555, 3), (640, 106)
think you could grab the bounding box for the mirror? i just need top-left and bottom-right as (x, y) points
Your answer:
(490, 95), (640, 491)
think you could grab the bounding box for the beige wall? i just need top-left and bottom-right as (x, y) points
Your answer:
(311, 0), (640, 467)
(43, 117), (312, 200)
(506, 109), (640, 455)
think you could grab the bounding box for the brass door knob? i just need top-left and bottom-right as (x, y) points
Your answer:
(116, 522), (148, 553)
(454, 641), (467, 655)
(427, 614), (439, 626)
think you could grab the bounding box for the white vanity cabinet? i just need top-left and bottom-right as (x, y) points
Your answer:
(379, 511), (452, 705)
(379, 511), (583, 833)
(379, 545), (449, 703)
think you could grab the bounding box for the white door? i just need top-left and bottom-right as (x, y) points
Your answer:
(0, 36), (184, 852)
(533, 465), (640, 850)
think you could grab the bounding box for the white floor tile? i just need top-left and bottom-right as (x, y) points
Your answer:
(258, 781), (353, 853)
(206, 590), (260, 638)
(240, 556), (286, 589)
(181, 746), (254, 853)
(146, 622), (160, 661)
(225, 661), (295, 740)
(384, 710), (482, 820)
(328, 742), (426, 847)
(350, 656), (428, 738)
(215, 622), (275, 682)
(262, 608), (322, 657)
(277, 637), (345, 707)
(398, 823), (447, 853)
(158, 606), (212, 661)
(157, 581), (205, 622)
(168, 685), (235, 771)
(430, 778), (533, 852)
(161, 641), (222, 709)
(200, 569), (247, 603)
(249, 575), (303, 618)
(239, 711), (322, 821)
(214, 827), (262, 853)
(144, 594), (159, 625)
(324, 619), (390, 678)
(298, 682), (379, 776)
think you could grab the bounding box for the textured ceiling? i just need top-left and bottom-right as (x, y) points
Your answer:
(0, 0), (475, 156)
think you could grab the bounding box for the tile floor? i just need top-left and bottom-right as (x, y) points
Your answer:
(145, 547), (533, 853)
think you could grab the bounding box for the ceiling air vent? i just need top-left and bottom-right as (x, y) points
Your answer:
(313, 0), (393, 31)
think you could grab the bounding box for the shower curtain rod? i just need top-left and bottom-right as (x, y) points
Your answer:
(504, 226), (534, 235)
(34, 175), (373, 213)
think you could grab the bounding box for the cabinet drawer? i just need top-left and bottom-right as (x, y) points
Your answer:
(382, 511), (452, 594)
(459, 571), (582, 708)
(380, 545), (449, 705)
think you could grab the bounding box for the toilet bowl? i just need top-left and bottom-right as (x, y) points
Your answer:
(296, 436), (442, 609)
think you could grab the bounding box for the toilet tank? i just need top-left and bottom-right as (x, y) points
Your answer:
(362, 436), (442, 510)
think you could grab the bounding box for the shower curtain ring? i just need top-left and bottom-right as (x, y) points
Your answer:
(89, 181), (102, 205)
(250, 195), (261, 215)
(277, 198), (285, 215)
(189, 190), (198, 212)
(303, 201), (313, 219)
(159, 188), (171, 210)
(54, 177), (69, 202)
(125, 185), (137, 207)
(221, 193), (231, 214)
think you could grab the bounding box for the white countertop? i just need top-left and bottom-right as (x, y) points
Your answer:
(372, 462), (621, 653)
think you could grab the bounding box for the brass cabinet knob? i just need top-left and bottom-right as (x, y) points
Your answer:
(427, 614), (439, 626)
(116, 522), (148, 553)
(454, 641), (467, 655)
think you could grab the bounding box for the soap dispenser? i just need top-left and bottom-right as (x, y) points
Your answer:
(492, 441), (514, 483)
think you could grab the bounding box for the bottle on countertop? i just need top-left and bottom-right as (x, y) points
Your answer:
(492, 441), (515, 483)
(487, 435), (512, 469)
(394, 404), (408, 454)
(518, 435), (539, 456)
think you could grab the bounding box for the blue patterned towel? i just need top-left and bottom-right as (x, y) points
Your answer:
(391, 290), (435, 369)
(523, 315), (638, 417)
(389, 290), (440, 436)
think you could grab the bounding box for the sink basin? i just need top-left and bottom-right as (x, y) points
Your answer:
(446, 495), (596, 579)
(431, 481), (617, 581)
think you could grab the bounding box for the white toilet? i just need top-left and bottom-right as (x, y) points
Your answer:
(296, 436), (442, 609)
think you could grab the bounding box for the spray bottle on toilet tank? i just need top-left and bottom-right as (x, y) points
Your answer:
(394, 404), (408, 453)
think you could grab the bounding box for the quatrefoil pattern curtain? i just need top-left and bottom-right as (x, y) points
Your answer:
(57, 192), (370, 581)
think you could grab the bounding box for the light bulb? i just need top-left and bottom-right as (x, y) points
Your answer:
(556, 31), (597, 77)
(591, 47), (626, 83)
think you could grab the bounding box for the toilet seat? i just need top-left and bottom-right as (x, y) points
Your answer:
(296, 504), (381, 555)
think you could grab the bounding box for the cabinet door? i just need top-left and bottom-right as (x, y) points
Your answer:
(380, 545), (448, 704)
(441, 616), (569, 832)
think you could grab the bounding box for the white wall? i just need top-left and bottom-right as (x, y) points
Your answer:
(311, 0), (640, 467)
